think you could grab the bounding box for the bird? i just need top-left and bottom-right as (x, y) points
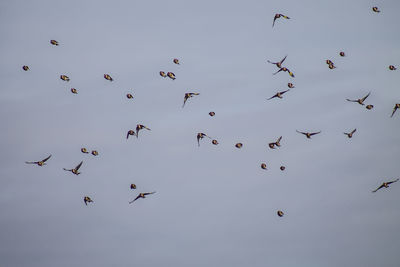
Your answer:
(22, 65), (29, 71)
(273, 67), (295, 77)
(129, 192), (156, 204)
(25, 154), (52, 166)
(267, 89), (290, 100)
(287, 83), (295, 88)
(261, 163), (267, 170)
(280, 166), (286, 171)
(326, 59), (333, 65)
(173, 58), (180, 64)
(212, 139), (219, 145)
(60, 75), (70, 81)
(84, 196), (93, 205)
(167, 72), (176, 80)
(235, 143), (243, 148)
(269, 136), (282, 149)
(272, 14), (290, 27)
(267, 55), (287, 68)
(366, 104), (374, 110)
(126, 93), (133, 99)
(63, 161), (83, 175)
(339, 51), (345, 57)
(71, 88), (78, 94)
(126, 130), (135, 139)
(328, 63), (336, 69)
(372, 179), (399, 193)
(104, 74), (113, 81)
(91, 150), (99, 156)
(346, 92), (371, 105)
(130, 184), (137, 190)
(136, 124), (151, 138)
(159, 71), (167, 77)
(296, 130), (321, 139)
(209, 111), (215, 116)
(50, 40), (59, 46)
(277, 210), (284, 217)
(391, 103), (400, 117)
(183, 93), (200, 108)
(344, 129), (356, 138)
(81, 148), (88, 154)
(372, 7), (380, 13)
(197, 133), (211, 146)
(389, 65), (397, 70)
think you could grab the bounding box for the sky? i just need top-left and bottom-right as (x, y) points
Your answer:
(0, 0), (400, 266)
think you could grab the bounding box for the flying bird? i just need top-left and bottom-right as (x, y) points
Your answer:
(273, 67), (295, 77)
(269, 136), (282, 149)
(328, 63), (336, 69)
(267, 89), (290, 100)
(296, 130), (321, 139)
(84, 196), (93, 205)
(209, 111), (215, 116)
(60, 75), (70, 81)
(159, 71), (167, 77)
(91, 150), (98, 156)
(126, 130), (135, 139)
(372, 7), (380, 13)
(25, 154), (52, 166)
(104, 74), (113, 81)
(280, 166), (286, 171)
(261, 163), (267, 170)
(126, 93), (133, 99)
(71, 88), (78, 94)
(339, 52), (345, 57)
(366, 104), (374, 110)
(183, 93), (200, 108)
(389, 65), (397, 70)
(272, 14), (290, 27)
(81, 148), (88, 154)
(22, 65), (29, 71)
(326, 59), (333, 65)
(277, 210), (284, 217)
(344, 129), (356, 138)
(129, 192), (156, 204)
(346, 92), (371, 105)
(287, 83), (295, 88)
(391, 103), (400, 117)
(50, 40), (59, 46)
(372, 179), (399, 193)
(267, 55), (287, 68)
(167, 72), (176, 80)
(63, 161), (83, 175)
(197, 133), (211, 147)
(136, 124), (151, 138)
(130, 184), (136, 190)
(235, 143), (243, 148)
(173, 58), (180, 64)
(212, 139), (219, 145)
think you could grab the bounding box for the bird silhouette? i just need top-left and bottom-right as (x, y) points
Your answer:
(339, 52), (345, 57)
(183, 93), (200, 108)
(366, 104), (374, 110)
(391, 103), (400, 117)
(129, 192), (156, 204)
(91, 150), (99, 156)
(261, 163), (267, 170)
(130, 184), (137, 190)
(372, 7), (380, 13)
(173, 58), (180, 64)
(71, 88), (78, 94)
(267, 55), (287, 68)
(272, 14), (290, 27)
(104, 74), (113, 81)
(372, 179), (399, 193)
(296, 130), (321, 139)
(136, 124), (151, 138)
(167, 72), (176, 80)
(212, 139), (219, 145)
(389, 65), (397, 70)
(126, 93), (133, 99)
(22, 65), (29, 71)
(209, 111), (215, 116)
(280, 166), (286, 171)
(126, 130), (135, 139)
(269, 136), (282, 149)
(25, 154), (52, 166)
(277, 210), (284, 217)
(273, 67), (295, 77)
(50, 40), (59, 46)
(197, 133), (211, 147)
(63, 161), (83, 175)
(84, 196), (93, 205)
(159, 71), (167, 77)
(344, 129), (356, 138)
(60, 75), (70, 81)
(235, 143), (243, 148)
(81, 148), (88, 154)
(287, 83), (295, 88)
(267, 90), (290, 100)
(346, 92), (370, 105)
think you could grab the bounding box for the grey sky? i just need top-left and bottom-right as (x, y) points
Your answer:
(1, 0), (400, 266)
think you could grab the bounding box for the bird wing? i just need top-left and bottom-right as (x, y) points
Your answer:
(25, 161), (37, 164)
(182, 96), (188, 108)
(129, 195), (141, 204)
(273, 68), (283, 75)
(126, 131), (131, 139)
(75, 161), (83, 171)
(282, 15), (290, 19)
(42, 155), (52, 162)
(280, 89), (290, 95)
(144, 126), (151, 131)
(296, 130), (306, 135)
(276, 136), (282, 143)
(346, 99), (357, 102)
(387, 178), (400, 185)
(391, 106), (398, 117)
(144, 192), (156, 196)
(272, 16), (278, 27)
(288, 70), (295, 77)
(372, 184), (385, 193)
(361, 92), (371, 102)
(267, 93), (278, 100)
(279, 55), (287, 65)
(351, 129), (357, 134)
(310, 131), (321, 136)
(63, 168), (71, 172)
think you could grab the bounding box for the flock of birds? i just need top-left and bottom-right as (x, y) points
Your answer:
(23, 7), (399, 217)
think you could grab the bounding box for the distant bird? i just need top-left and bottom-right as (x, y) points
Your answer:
(261, 163), (267, 170)
(268, 142), (276, 149)
(267, 89), (290, 100)
(269, 136), (282, 149)
(91, 150), (99, 156)
(104, 74), (113, 81)
(267, 55), (287, 68)
(167, 72), (176, 80)
(272, 14), (290, 27)
(81, 148), (88, 154)
(84, 196), (93, 205)
(159, 71), (167, 77)
(280, 166), (286, 171)
(372, 7), (380, 13)
(197, 133), (211, 147)
(391, 103), (400, 117)
(63, 161), (83, 175)
(71, 88), (78, 94)
(326, 60), (333, 65)
(22, 65), (29, 71)
(136, 124), (151, 138)
(235, 143), (243, 148)
(183, 93), (200, 108)
(277, 210), (284, 217)
(129, 192), (156, 204)
(173, 58), (180, 65)
(287, 83), (295, 88)
(126, 130), (135, 139)
(126, 93), (133, 99)
(339, 51), (345, 57)
(344, 128), (356, 138)
(60, 75), (70, 81)
(366, 104), (374, 110)
(372, 179), (399, 193)
(50, 40), (59, 46)
(212, 139), (219, 145)
(209, 111), (215, 116)
(328, 63), (336, 69)
(273, 67), (295, 77)
(346, 92), (370, 105)
(25, 154), (52, 166)
(296, 130), (321, 139)
(389, 65), (397, 70)
(130, 184), (136, 190)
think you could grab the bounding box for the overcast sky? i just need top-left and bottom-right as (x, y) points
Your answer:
(1, 0), (400, 266)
